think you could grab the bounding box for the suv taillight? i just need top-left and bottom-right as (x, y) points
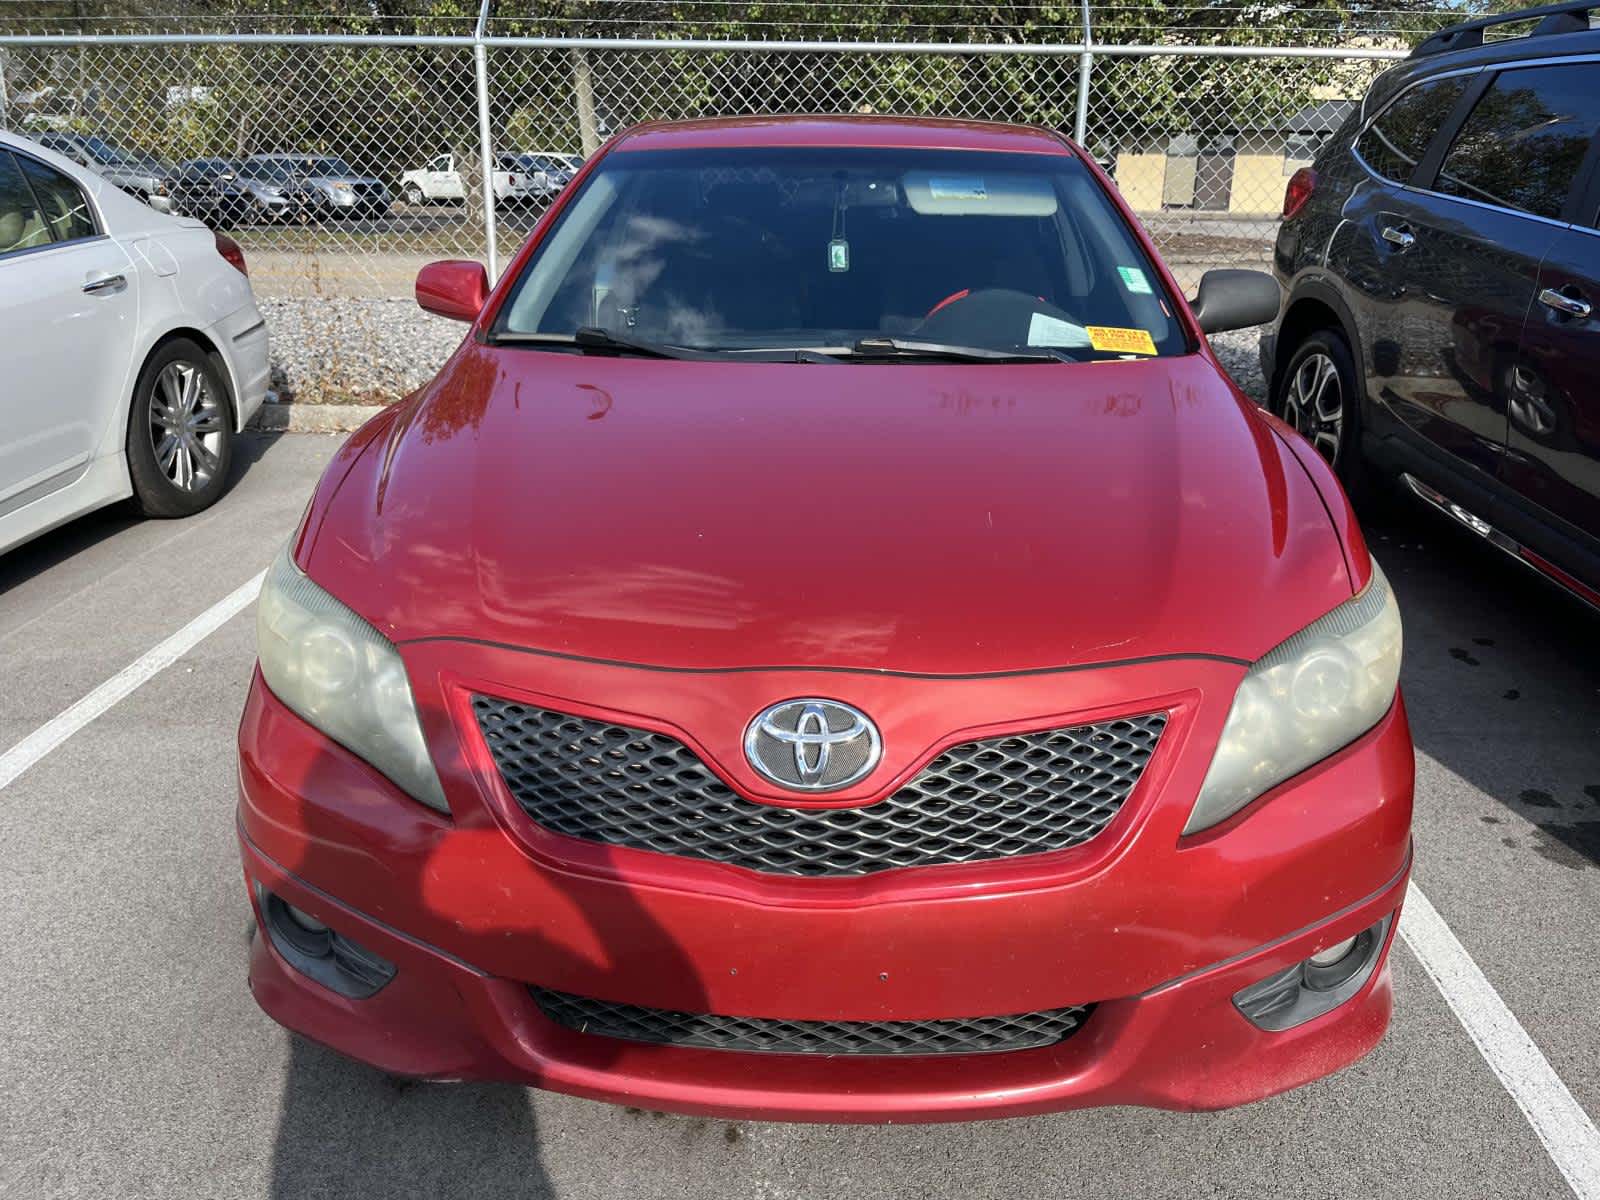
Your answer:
(215, 231), (248, 276)
(1282, 167), (1317, 220)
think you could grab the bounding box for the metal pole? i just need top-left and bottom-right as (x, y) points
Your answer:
(0, 48), (10, 130)
(1073, 0), (1092, 148)
(473, 0), (498, 280)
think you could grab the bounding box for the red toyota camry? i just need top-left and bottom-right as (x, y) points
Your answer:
(238, 116), (1413, 1122)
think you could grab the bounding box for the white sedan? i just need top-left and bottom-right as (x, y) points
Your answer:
(0, 132), (270, 556)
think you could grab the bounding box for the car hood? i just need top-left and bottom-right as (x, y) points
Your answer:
(305, 345), (1353, 674)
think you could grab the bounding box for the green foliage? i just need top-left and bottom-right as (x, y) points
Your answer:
(0, 1), (1475, 176)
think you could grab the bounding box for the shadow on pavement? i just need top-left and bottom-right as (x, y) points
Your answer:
(270, 1038), (554, 1199)
(1368, 496), (1600, 869)
(0, 427), (283, 598)
(256, 678), (710, 1200)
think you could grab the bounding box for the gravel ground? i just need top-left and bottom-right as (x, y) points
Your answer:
(262, 297), (465, 403)
(1207, 327), (1267, 401)
(262, 296), (1272, 407)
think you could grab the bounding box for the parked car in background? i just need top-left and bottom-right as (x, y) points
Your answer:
(31, 131), (174, 210)
(245, 154), (390, 219)
(400, 150), (582, 205)
(233, 157), (309, 222)
(490, 152), (553, 204)
(0, 132), (269, 554)
(400, 153), (466, 205)
(517, 151), (581, 194)
(240, 115), (1412, 1122)
(168, 158), (253, 228)
(1265, 0), (1600, 608)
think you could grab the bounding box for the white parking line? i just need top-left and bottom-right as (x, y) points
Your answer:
(2, 569), (1598, 1197)
(1402, 882), (1600, 1200)
(0, 570), (264, 793)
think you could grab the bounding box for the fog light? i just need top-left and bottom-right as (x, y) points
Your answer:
(257, 885), (396, 999)
(284, 904), (328, 934)
(1234, 915), (1391, 1031)
(1308, 937), (1357, 969)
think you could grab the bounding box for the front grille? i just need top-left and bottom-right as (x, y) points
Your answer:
(532, 988), (1093, 1056)
(472, 698), (1166, 877)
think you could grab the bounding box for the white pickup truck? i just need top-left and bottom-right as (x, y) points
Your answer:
(399, 151), (583, 205)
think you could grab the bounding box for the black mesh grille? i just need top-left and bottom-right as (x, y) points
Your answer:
(472, 698), (1165, 876)
(532, 988), (1093, 1056)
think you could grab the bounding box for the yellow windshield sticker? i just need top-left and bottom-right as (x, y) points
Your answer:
(1086, 326), (1158, 356)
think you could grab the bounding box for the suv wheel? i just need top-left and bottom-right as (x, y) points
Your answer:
(1273, 329), (1384, 507)
(126, 338), (234, 518)
(1280, 340), (1347, 464)
(403, 182), (424, 205)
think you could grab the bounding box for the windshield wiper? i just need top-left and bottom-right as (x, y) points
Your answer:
(484, 326), (708, 359)
(849, 337), (1077, 363)
(491, 327), (838, 363)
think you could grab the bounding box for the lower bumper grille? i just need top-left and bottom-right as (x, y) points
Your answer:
(532, 988), (1093, 1056)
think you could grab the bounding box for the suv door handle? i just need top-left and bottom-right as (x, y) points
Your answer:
(1380, 225), (1415, 250)
(81, 271), (126, 295)
(1538, 287), (1592, 319)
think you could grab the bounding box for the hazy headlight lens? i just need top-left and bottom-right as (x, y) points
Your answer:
(257, 548), (447, 812)
(1185, 561), (1402, 834)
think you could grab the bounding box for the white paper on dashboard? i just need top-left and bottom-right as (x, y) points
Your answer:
(1027, 312), (1092, 348)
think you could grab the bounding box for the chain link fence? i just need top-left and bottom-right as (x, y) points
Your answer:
(0, 25), (1408, 399)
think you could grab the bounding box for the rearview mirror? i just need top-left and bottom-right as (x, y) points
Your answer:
(416, 260), (489, 322)
(1189, 269), (1281, 335)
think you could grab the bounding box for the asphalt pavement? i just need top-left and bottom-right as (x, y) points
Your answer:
(1, 430), (1597, 1199)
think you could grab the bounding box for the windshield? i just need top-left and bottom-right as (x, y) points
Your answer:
(242, 160), (296, 182)
(495, 145), (1186, 360)
(82, 135), (134, 166)
(303, 157), (355, 176)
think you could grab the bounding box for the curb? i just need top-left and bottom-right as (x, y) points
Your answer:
(248, 401), (387, 434)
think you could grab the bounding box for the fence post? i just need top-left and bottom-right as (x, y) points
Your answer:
(1073, 0), (1093, 149)
(473, 0), (499, 280)
(0, 48), (9, 130)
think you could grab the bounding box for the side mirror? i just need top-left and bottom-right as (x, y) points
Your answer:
(416, 259), (490, 322)
(1189, 269), (1281, 335)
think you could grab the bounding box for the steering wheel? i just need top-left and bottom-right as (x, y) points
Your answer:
(914, 287), (1081, 343)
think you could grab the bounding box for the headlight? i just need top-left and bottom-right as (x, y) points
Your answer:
(259, 185), (283, 198)
(331, 181), (353, 193)
(257, 548), (447, 812)
(1185, 561), (1402, 834)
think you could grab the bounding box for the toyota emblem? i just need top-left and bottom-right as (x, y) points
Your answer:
(744, 699), (882, 792)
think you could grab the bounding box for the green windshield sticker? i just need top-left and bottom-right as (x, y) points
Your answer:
(828, 238), (850, 272)
(1116, 266), (1153, 295)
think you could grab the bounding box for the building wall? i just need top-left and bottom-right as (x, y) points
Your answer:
(1115, 147), (1291, 216)
(1228, 153), (1288, 216)
(1113, 151), (1166, 211)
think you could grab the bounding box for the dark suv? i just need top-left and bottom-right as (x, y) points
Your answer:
(1264, 0), (1600, 608)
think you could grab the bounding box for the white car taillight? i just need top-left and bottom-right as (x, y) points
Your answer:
(214, 231), (248, 277)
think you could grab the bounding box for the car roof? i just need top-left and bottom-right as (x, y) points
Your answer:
(612, 114), (1074, 156)
(1367, 19), (1600, 115)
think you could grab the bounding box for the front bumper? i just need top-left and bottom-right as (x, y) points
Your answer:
(237, 647), (1414, 1122)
